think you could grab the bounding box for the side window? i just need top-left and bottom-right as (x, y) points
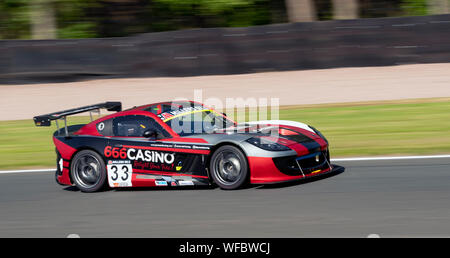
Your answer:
(113, 115), (169, 138)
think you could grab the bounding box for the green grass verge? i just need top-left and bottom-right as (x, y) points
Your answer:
(0, 116), (92, 170)
(279, 100), (450, 157)
(1, 100), (449, 170)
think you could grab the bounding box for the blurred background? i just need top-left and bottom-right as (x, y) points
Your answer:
(0, 0), (448, 40)
(1, 0), (449, 81)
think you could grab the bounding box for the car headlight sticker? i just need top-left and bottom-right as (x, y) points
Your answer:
(246, 137), (290, 151)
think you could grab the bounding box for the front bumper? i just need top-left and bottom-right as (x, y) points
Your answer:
(248, 150), (335, 184)
(258, 165), (344, 185)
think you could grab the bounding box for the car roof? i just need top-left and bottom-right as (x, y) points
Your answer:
(132, 101), (205, 115)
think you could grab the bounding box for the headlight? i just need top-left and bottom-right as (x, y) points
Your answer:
(309, 125), (328, 143)
(246, 137), (291, 151)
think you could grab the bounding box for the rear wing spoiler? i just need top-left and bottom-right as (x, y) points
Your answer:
(33, 102), (121, 135)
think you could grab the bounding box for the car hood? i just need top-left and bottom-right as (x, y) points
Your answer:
(245, 120), (315, 133)
(187, 120), (327, 154)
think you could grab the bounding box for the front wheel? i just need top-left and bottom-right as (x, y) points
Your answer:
(210, 145), (249, 190)
(70, 150), (107, 192)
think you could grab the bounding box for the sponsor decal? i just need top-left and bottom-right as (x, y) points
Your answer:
(174, 144), (192, 149)
(155, 180), (168, 186)
(192, 145), (210, 150)
(178, 180), (194, 186)
(157, 106), (207, 121)
(133, 160), (175, 171)
(176, 161), (183, 171)
(159, 113), (174, 120)
(150, 143), (173, 148)
(116, 143), (212, 151)
(104, 146), (175, 164)
(97, 122), (105, 131)
(127, 149), (175, 164)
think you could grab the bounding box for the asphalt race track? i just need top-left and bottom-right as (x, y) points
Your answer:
(1, 158), (449, 237)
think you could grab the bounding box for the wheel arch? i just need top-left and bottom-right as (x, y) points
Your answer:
(67, 146), (106, 184)
(206, 141), (250, 182)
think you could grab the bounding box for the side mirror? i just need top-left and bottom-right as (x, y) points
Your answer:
(143, 129), (157, 138)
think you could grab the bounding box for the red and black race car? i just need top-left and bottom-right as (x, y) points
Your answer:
(34, 101), (338, 192)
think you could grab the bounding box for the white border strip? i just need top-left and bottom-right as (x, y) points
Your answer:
(1, 155), (450, 174)
(331, 154), (450, 162)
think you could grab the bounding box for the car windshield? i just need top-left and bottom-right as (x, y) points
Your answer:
(163, 109), (235, 136)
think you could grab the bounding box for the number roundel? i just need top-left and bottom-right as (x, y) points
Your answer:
(107, 163), (133, 187)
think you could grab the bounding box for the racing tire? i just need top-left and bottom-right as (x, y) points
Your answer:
(70, 150), (107, 193)
(210, 145), (249, 190)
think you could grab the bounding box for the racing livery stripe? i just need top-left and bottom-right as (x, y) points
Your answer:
(58, 168), (71, 185)
(299, 140), (321, 153)
(282, 126), (324, 153)
(287, 143), (309, 156)
(158, 137), (209, 143)
(121, 145), (210, 154)
(53, 137), (77, 160)
(133, 169), (209, 179)
(162, 109), (211, 122)
(148, 142), (211, 150)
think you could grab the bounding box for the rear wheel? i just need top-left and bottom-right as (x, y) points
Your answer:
(70, 150), (107, 192)
(210, 145), (248, 190)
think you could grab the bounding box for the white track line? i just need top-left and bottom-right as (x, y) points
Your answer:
(1, 154), (450, 174)
(0, 169), (55, 174)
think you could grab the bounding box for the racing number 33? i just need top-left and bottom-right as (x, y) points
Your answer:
(107, 163), (133, 187)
